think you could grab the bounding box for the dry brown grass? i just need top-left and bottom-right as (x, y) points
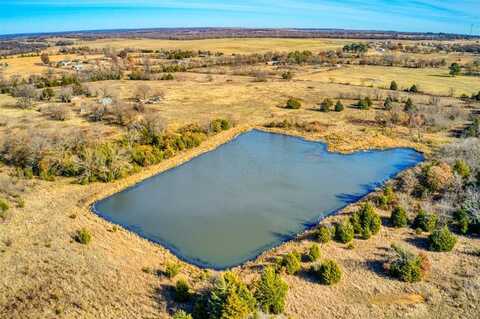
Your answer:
(1, 37), (479, 319)
(296, 64), (480, 97)
(73, 37), (353, 54)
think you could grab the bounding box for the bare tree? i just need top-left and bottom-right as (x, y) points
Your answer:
(135, 84), (152, 101)
(59, 87), (73, 103)
(13, 84), (37, 109)
(40, 52), (50, 65)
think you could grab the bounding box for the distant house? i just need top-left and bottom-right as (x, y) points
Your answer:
(72, 64), (84, 71)
(266, 61), (281, 66)
(57, 60), (71, 67)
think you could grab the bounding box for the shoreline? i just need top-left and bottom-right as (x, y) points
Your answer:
(85, 126), (426, 271)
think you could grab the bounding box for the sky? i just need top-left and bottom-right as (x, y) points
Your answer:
(1, 0), (479, 36)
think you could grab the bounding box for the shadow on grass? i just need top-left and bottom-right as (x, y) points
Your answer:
(297, 268), (318, 284)
(153, 284), (193, 315)
(404, 236), (429, 250)
(364, 259), (391, 279)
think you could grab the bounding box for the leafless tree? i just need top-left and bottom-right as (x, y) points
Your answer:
(135, 84), (152, 101)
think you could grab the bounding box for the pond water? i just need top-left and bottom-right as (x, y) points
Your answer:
(93, 130), (424, 269)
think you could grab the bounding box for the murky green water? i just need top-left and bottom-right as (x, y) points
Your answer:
(93, 130), (423, 269)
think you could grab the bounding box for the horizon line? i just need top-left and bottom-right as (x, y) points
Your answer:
(1, 26), (478, 39)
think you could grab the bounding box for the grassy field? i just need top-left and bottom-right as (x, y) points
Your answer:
(297, 65), (480, 96)
(0, 54), (102, 77)
(1, 37), (480, 319)
(73, 37), (353, 54)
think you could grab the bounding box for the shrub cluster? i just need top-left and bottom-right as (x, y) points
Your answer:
(390, 206), (408, 228)
(355, 97), (372, 110)
(276, 252), (301, 275)
(428, 227), (457, 252)
(0, 198), (9, 219)
(310, 260), (342, 285)
(334, 100), (344, 112)
(334, 220), (355, 244)
(165, 262), (182, 279)
(0, 117), (233, 184)
(350, 202), (381, 239)
(305, 244), (321, 262)
(315, 225), (332, 243)
(74, 228), (92, 245)
(174, 278), (191, 302)
(377, 185), (396, 209)
(285, 98), (302, 109)
(319, 98), (333, 112)
(173, 310), (192, 319)
(412, 210), (438, 232)
(254, 266), (288, 314)
(210, 118), (232, 133)
(386, 244), (430, 283)
(193, 272), (256, 319)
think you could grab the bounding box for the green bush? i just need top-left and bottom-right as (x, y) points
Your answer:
(254, 266), (288, 314)
(277, 252), (301, 275)
(334, 100), (344, 112)
(334, 219), (354, 244)
(210, 119), (232, 133)
(453, 160), (471, 179)
(356, 98), (370, 110)
(453, 209), (470, 234)
(350, 202), (381, 239)
(173, 310), (193, 319)
(165, 262), (182, 279)
(281, 71), (294, 80)
(130, 145), (164, 167)
(285, 98), (301, 109)
(74, 228), (92, 245)
(390, 81), (398, 91)
(0, 198), (9, 215)
(311, 260), (342, 285)
(412, 210), (437, 232)
(384, 97), (393, 110)
(305, 244), (321, 262)
(174, 278), (191, 302)
(390, 206), (408, 228)
(429, 227), (457, 252)
(320, 98), (333, 112)
(316, 225), (332, 243)
(404, 98), (416, 113)
(205, 272), (256, 319)
(388, 244), (428, 283)
(379, 185), (396, 208)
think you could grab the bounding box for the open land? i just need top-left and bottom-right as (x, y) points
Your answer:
(0, 36), (480, 319)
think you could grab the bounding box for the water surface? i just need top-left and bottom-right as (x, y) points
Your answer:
(93, 130), (423, 269)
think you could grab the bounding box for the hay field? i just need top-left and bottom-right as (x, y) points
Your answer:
(297, 65), (480, 96)
(73, 37), (353, 54)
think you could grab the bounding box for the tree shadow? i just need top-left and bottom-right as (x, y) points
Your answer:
(153, 284), (192, 315)
(428, 74), (452, 78)
(404, 236), (429, 250)
(364, 259), (391, 279)
(380, 216), (391, 227)
(297, 268), (318, 284)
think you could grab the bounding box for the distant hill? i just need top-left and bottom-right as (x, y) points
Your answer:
(2, 27), (479, 41)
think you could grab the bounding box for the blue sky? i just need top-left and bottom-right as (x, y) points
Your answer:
(1, 0), (479, 35)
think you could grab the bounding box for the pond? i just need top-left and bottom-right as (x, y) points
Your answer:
(93, 130), (424, 269)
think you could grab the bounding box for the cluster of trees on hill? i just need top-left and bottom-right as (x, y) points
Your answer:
(0, 113), (233, 184)
(342, 42), (368, 54)
(0, 40), (48, 56)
